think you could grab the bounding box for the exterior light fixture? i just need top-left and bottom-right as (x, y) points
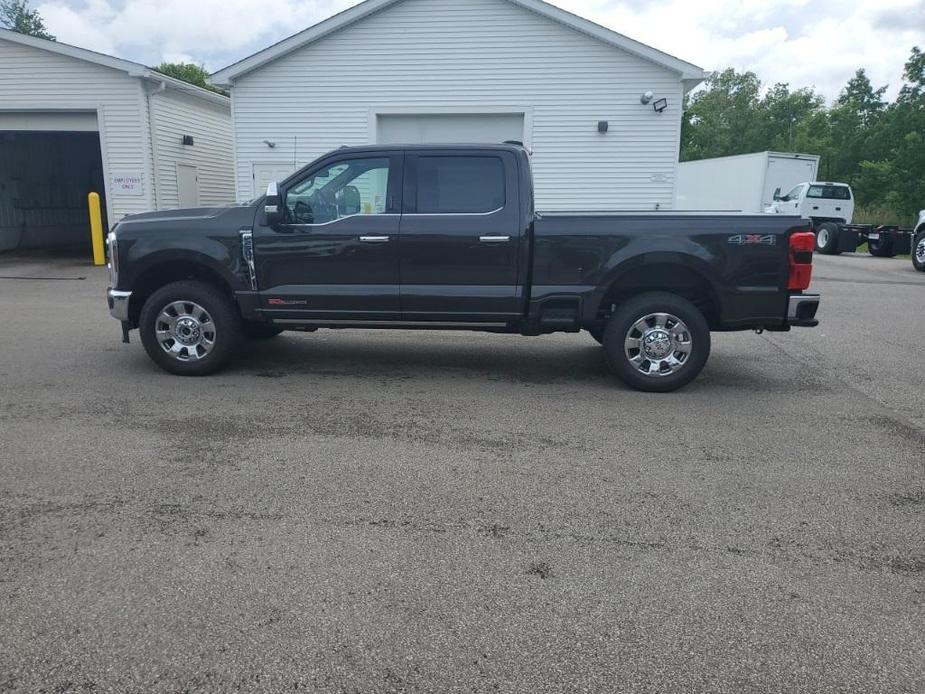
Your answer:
(181, 135), (194, 145)
(652, 98), (668, 113)
(640, 91), (654, 105)
(597, 121), (609, 133)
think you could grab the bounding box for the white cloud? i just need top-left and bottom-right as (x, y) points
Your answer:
(34, 0), (925, 100)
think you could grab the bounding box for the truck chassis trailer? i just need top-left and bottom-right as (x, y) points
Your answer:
(815, 223), (914, 258)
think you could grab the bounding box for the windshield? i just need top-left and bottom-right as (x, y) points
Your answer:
(807, 185), (851, 200)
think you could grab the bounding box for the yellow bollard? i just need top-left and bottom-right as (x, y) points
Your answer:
(88, 192), (105, 266)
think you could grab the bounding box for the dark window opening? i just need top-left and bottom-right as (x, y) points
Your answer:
(807, 185), (851, 200)
(416, 156), (505, 214)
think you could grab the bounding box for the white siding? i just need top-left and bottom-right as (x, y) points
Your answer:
(148, 89), (235, 208)
(229, 0), (684, 210)
(0, 36), (154, 220)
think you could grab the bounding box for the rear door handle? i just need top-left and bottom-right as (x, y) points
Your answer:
(359, 235), (390, 243)
(479, 235), (510, 243)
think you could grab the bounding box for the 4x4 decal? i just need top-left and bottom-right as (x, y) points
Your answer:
(728, 234), (777, 245)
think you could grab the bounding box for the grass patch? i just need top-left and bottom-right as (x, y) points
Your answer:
(852, 205), (915, 227)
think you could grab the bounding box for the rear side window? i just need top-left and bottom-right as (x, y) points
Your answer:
(416, 156), (505, 213)
(807, 185), (851, 200)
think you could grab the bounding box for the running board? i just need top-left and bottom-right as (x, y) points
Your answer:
(271, 319), (510, 329)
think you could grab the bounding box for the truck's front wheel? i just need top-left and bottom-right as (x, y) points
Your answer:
(602, 292), (710, 392)
(815, 223), (841, 255)
(139, 281), (242, 376)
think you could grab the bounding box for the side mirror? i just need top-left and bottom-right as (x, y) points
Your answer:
(264, 182), (282, 225)
(773, 187), (781, 201)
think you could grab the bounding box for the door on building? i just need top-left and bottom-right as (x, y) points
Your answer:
(252, 163), (300, 200)
(176, 163), (199, 208)
(0, 111), (106, 253)
(252, 151), (403, 320)
(377, 113), (525, 145)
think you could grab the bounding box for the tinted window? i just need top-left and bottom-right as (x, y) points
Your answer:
(416, 156), (505, 214)
(285, 157), (390, 224)
(807, 185), (851, 200)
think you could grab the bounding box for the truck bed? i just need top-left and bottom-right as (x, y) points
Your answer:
(531, 212), (806, 329)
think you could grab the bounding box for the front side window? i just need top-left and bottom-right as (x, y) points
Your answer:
(782, 185), (803, 201)
(807, 185), (851, 200)
(285, 157), (390, 224)
(416, 156), (505, 214)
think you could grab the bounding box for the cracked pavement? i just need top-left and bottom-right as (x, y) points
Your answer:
(0, 252), (923, 693)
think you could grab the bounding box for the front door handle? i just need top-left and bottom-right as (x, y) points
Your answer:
(479, 235), (511, 243)
(359, 235), (390, 243)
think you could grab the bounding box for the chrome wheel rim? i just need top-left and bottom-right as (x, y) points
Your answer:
(817, 228), (829, 249)
(916, 237), (925, 264)
(155, 300), (217, 362)
(624, 312), (692, 378)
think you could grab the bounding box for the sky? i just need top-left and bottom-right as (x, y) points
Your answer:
(34, 0), (925, 101)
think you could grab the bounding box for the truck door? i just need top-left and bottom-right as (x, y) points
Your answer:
(398, 150), (523, 321)
(251, 152), (403, 320)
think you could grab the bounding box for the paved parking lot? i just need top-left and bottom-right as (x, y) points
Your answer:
(1, 252), (923, 693)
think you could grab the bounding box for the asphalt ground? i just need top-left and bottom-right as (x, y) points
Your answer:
(0, 252), (923, 693)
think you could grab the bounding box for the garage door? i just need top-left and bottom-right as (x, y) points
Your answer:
(377, 113), (524, 145)
(0, 128), (106, 253)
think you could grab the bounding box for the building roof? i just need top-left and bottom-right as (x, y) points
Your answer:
(210, 0), (706, 86)
(0, 27), (230, 107)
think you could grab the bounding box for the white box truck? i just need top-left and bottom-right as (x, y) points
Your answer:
(675, 151), (820, 213)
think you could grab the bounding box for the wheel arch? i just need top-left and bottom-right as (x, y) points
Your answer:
(127, 253), (238, 327)
(591, 255), (722, 330)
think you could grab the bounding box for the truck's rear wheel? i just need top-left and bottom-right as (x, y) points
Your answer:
(139, 280), (242, 376)
(867, 235), (896, 257)
(602, 292), (710, 392)
(914, 230), (925, 272)
(815, 223), (840, 255)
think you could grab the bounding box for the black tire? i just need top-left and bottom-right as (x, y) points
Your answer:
(867, 234), (896, 258)
(602, 291), (711, 392)
(242, 322), (284, 340)
(588, 326), (605, 344)
(815, 222), (841, 255)
(913, 229), (925, 272)
(139, 280), (242, 376)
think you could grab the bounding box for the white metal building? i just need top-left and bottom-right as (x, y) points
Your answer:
(0, 28), (235, 251)
(211, 0), (705, 210)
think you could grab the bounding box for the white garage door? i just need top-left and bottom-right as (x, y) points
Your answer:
(377, 113), (524, 145)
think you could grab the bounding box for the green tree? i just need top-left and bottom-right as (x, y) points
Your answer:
(155, 62), (227, 96)
(0, 0), (55, 40)
(681, 69), (763, 161)
(756, 82), (827, 153)
(826, 70), (887, 181)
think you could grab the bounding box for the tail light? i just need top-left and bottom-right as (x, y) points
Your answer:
(788, 231), (815, 291)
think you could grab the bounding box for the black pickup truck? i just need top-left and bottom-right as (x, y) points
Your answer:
(106, 143), (819, 391)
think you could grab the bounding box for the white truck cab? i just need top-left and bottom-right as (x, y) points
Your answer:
(765, 182), (854, 225)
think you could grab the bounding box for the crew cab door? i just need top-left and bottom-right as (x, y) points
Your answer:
(252, 153), (403, 320)
(399, 150), (523, 321)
